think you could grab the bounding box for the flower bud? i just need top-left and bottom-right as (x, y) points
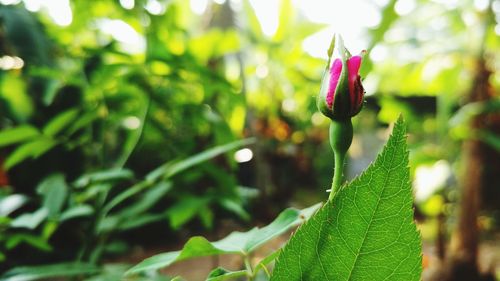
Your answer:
(317, 35), (365, 121)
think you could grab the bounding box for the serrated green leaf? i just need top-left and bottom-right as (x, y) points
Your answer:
(0, 125), (40, 147)
(125, 204), (320, 276)
(271, 117), (422, 281)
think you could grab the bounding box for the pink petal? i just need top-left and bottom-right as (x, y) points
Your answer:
(327, 59), (342, 108)
(347, 55), (362, 110)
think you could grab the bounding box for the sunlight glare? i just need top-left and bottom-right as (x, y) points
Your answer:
(98, 19), (146, 54)
(145, 0), (165, 15)
(394, 0), (416, 16)
(190, 0), (208, 15)
(413, 160), (451, 202)
(249, 0), (280, 36)
(119, 0), (135, 10)
(123, 116), (141, 130)
(295, 0), (378, 58)
(0, 0), (21, 5)
(22, 0), (42, 12)
(234, 148), (253, 163)
(0, 56), (24, 70)
(46, 0), (72, 26)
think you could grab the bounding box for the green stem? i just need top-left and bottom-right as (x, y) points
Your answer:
(329, 150), (346, 200)
(244, 254), (254, 280)
(327, 119), (353, 201)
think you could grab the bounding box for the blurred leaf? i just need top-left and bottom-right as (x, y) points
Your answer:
(66, 111), (98, 136)
(273, 0), (292, 42)
(206, 267), (247, 281)
(10, 208), (48, 229)
(4, 138), (57, 170)
(5, 233), (52, 252)
(74, 168), (135, 188)
(100, 181), (150, 217)
(125, 204), (321, 275)
(242, 0), (263, 40)
(0, 72), (33, 121)
(198, 205), (214, 229)
(42, 109), (80, 137)
(1, 262), (99, 281)
(450, 100), (500, 127)
(36, 174), (68, 218)
(0, 125), (40, 147)
(146, 138), (255, 182)
(0, 194), (28, 216)
(166, 197), (210, 230)
(118, 181), (172, 218)
(478, 130), (500, 151)
(60, 204), (94, 221)
(118, 213), (165, 231)
(219, 198), (250, 221)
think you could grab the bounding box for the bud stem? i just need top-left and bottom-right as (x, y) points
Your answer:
(328, 119), (353, 200)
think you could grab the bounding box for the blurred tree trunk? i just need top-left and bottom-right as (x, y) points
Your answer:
(430, 57), (497, 281)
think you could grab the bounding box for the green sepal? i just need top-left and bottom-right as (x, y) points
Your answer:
(329, 119), (353, 155)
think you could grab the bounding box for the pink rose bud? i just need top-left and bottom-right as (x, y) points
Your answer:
(317, 35), (366, 120)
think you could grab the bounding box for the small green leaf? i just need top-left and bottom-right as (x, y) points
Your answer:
(10, 208), (48, 229)
(42, 109), (80, 136)
(478, 130), (500, 151)
(118, 181), (172, 217)
(60, 204), (94, 221)
(37, 174), (68, 218)
(65, 111), (98, 136)
(0, 194), (29, 216)
(271, 117), (422, 281)
(254, 250), (280, 276)
(73, 168), (135, 188)
(166, 197), (210, 230)
(219, 198), (250, 221)
(4, 138), (57, 170)
(117, 213), (165, 231)
(1, 262), (99, 281)
(206, 267), (247, 281)
(244, 203), (321, 253)
(125, 204), (320, 276)
(5, 233), (52, 252)
(0, 125), (40, 147)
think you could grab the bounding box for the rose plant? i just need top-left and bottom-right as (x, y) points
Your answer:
(123, 35), (422, 281)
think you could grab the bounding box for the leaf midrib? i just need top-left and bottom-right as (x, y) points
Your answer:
(345, 143), (398, 281)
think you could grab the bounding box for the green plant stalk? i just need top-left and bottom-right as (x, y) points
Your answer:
(244, 254), (254, 281)
(328, 119), (353, 200)
(329, 150), (346, 200)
